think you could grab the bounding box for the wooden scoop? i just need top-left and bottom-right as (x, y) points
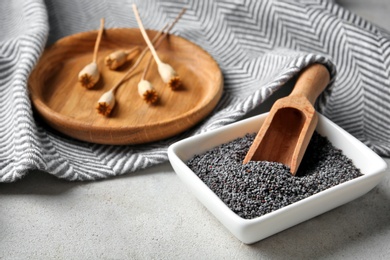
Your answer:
(243, 63), (330, 175)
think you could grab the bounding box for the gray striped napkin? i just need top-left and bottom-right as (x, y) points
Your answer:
(1, 0), (389, 182)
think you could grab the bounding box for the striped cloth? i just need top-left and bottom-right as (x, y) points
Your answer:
(1, 0), (389, 182)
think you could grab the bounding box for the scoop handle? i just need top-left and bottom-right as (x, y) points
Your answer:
(290, 64), (330, 105)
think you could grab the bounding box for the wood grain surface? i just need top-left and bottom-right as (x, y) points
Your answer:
(243, 64), (330, 175)
(29, 28), (223, 145)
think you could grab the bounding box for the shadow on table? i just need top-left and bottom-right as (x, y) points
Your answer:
(0, 170), (77, 195)
(0, 162), (173, 196)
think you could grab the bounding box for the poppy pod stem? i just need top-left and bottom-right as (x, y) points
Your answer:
(133, 5), (183, 89)
(93, 18), (105, 64)
(132, 5), (164, 66)
(78, 18), (105, 89)
(141, 7), (186, 80)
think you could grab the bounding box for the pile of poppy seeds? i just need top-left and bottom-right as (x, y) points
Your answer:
(186, 132), (363, 219)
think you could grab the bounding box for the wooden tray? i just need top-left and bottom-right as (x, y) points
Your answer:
(28, 28), (223, 145)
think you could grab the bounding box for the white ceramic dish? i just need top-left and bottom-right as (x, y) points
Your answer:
(168, 113), (388, 244)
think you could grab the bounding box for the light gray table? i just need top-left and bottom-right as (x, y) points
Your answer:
(1, 1), (390, 259)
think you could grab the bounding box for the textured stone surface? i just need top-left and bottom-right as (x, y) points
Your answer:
(1, 1), (390, 259)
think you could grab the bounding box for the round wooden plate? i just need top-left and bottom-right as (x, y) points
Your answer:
(29, 28), (223, 145)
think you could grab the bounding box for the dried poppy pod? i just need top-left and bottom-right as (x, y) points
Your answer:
(105, 47), (139, 70)
(157, 62), (181, 90)
(96, 89), (116, 116)
(105, 50), (129, 70)
(78, 62), (100, 89)
(138, 79), (159, 104)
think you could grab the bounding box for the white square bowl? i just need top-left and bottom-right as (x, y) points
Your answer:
(168, 113), (388, 244)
